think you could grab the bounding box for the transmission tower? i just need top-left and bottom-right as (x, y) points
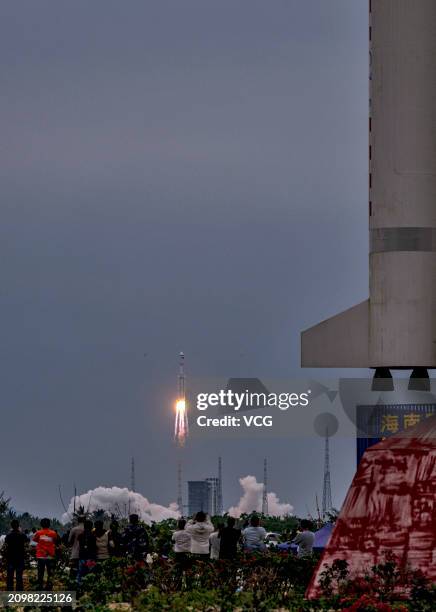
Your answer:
(217, 456), (223, 515)
(130, 457), (136, 492)
(322, 430), (333, 519)
(177, 460), (183, 514)
(262, 458), (268, 515)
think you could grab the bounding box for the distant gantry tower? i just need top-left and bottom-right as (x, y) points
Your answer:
(130, 457), (136, 493)
(322, 430), (333, 519)
(262, 458), (268, 515)
(177, 461), (183, 515)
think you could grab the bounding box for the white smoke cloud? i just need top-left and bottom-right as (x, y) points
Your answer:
(61, 486), (180, 525)
(228, 475), (293, 518)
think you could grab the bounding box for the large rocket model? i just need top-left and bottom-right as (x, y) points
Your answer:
(302, 0), (436, 375)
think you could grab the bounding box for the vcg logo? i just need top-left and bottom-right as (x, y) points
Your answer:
(243, 415), (273, 427)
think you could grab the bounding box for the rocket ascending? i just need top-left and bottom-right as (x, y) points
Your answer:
(174, 351), (189, 446)
(302, 0), (436, 381)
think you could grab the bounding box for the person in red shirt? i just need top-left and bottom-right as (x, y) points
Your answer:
(33, 518), (60, 590)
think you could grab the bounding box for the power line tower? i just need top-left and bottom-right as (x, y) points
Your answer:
(322, 430), (333, 519)
(217, 456), (223, 515)
(262, 458), (268, 515)
(177, 460), (183, 515)
(130, 457), (136, 492)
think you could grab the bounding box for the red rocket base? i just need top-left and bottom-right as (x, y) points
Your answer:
(307, 415), (436, 599)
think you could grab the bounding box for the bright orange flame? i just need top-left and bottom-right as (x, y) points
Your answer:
(174, 398), (188, 446)
(175, 399), (186, 412)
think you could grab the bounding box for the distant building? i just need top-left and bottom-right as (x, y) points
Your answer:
(188, 481), (211, 516)
(188, 477), (221, 516)
(206, 477), (220, 516)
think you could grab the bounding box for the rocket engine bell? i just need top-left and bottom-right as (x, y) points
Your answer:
(301, 0), (436, 370)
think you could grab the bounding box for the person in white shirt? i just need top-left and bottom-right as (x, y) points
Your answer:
(185, 512), (214, 556)
(94, 520), (110, 561)
(68, 516), (85, 576)
(242, 515), (267, 552)
(209, 525), (221, 560)
(172, 519), (191, 557)
(172, 518), (191, 586)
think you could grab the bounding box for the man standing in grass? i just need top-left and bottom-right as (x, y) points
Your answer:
(68, 515), (85, 577)
(4, 520), (28, 591)
(33, 518), (60, 590)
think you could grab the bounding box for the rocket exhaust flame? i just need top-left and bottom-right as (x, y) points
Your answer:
(174, 352), (189, 446)
(174, 398), (188, 445)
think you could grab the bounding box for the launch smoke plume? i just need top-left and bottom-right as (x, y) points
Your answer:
(228, 475), (293, 518)
(62, 486), (179, 524)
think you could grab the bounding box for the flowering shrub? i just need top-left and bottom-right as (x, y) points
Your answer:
(343, 594), (407, 612)
(73, 552), (435, 610)
(76, 551), (318, 610)
(318, 557), (435, 612)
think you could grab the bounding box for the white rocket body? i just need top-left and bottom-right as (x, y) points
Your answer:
(301, 0), (436, 369)
(178, 351), (185, 398)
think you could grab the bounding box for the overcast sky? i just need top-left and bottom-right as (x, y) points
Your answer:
(1, 0), (369, 519)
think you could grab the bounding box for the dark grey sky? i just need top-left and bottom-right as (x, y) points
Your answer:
(1, 0), (368, 518)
